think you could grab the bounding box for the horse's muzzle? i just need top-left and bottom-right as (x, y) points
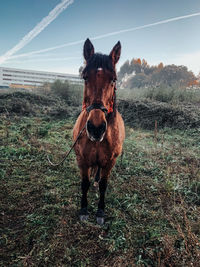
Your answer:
(86, 120), (107, 142)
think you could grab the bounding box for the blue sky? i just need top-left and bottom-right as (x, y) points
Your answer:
(0, 0), (200, 75)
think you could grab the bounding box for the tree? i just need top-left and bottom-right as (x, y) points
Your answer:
(131, 58), (142, 74)
(157, 62), (164, 70)
(126, 73), (149, 88)
(141, 59), (148, 69)
(188, 80), (199, 86)
(133, 58), (141, 65)
(118, 60), (132, 80)
(151, 65), (195, 87)
(118, 56), (196, 89)
(79, 66), (84, 77)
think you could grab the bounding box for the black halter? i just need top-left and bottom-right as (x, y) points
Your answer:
(86, 103), (108, 115)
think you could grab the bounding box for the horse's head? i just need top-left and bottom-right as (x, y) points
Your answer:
(82, 38), (121, 142)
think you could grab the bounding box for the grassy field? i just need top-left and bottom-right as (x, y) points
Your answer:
(0, 90), (200, 266)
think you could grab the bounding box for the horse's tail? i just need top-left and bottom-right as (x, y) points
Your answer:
(120, 149), (124, 166)
(93, 166), (101, 187)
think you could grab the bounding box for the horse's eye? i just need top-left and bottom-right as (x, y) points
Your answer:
(111, 80), (116, 86)
(83, 77), (88, 84)
(83, 75), (88, 81)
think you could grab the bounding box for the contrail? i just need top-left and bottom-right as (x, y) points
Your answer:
(7, 11), (200, 61)
(6, 56), (80, 64)
(0, 0), (74, 64)
(9, 39), (85, 60)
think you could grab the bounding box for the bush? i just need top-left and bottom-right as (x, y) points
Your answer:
(66, 83), (83, 106)
(0, 90), (81, 118)
(118, 99), (200, 129)
(126, 73), (149, 88)
(118, 86), (200, 104)
(51, 80), (70, 100)
(50, 80), (83, 106)
(144, 86), (200, 104)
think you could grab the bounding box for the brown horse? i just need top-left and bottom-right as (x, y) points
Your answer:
(73, 38), (125, 224)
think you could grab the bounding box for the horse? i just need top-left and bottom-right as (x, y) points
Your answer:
(73, 38), (125, 225)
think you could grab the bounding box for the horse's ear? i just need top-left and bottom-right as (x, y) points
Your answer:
(84, 38), (94, 62)
(109, 41), (121, 65)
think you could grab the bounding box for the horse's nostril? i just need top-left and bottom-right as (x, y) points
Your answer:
(99, 122), (106, 134)
(87, 120), (94, 133)
(87, 120), (107, 140)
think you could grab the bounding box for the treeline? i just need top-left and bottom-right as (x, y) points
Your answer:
(118, 58), (198, 89)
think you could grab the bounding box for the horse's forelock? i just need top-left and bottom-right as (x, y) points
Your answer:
(82, 53), (116, 80)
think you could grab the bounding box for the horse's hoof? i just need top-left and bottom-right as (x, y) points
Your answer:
(80, 214), (89, 221)
(96, 216), (104, 225)
(96, 209), (105, 225)
(79, 207), (88, 221)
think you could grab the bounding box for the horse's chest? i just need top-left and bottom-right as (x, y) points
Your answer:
(82, 141), (112, 167)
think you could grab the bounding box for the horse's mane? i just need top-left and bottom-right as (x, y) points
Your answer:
(82, 53), (116, 81)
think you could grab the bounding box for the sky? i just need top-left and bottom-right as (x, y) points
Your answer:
(0, 0), (200, 75)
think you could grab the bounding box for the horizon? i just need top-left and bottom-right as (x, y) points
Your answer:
(1, 0), (200, 75)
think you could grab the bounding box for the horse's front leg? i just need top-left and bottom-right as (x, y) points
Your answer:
(96, 160), (116, 225)
(79, 166), (90, 221)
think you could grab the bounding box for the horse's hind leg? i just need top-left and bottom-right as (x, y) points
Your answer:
(79, 166), (90, 221)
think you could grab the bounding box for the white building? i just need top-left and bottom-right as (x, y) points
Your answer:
(0, 67), (82, 89)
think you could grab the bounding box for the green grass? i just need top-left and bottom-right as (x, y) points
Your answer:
(0, 114), (200, 266)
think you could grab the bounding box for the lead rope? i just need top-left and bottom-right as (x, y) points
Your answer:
(47, 124), (86, 167)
